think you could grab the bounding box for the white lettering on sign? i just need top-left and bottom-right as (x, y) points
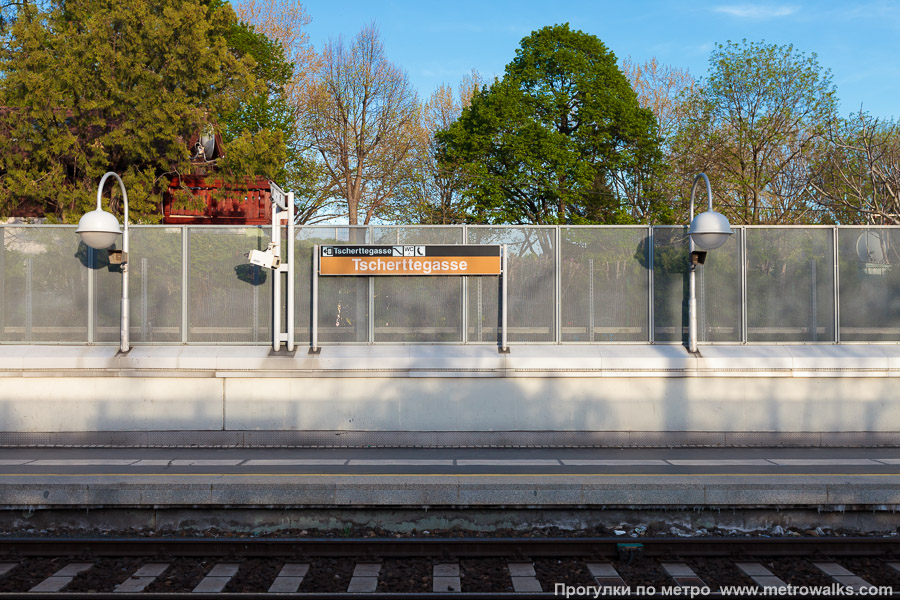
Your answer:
(349, 258), (470, 274)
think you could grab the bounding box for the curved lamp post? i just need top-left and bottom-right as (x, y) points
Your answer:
(76, 172), (130, 353)
(687, 173), (733, 353)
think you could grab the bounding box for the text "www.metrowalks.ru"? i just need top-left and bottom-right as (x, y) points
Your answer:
(554, 583), (893, 598)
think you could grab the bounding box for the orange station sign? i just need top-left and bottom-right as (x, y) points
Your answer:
(319, 245), (501, 276)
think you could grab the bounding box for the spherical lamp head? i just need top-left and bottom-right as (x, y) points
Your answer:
(689, 210), (733, 250)
(76, 208), (121, 249)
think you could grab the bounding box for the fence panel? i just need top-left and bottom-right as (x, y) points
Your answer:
(295, 226), (369, 343)
(371, 226), (465, 343)
(0, 226), (88, 342)
(651, 225), (742, 343)
(745, 227), (835, 342)
(652, 227), (687, 343)
(467, 226), (556, 343)
(8, 223), (900, 346)
(186, 226), (272, 344)
(838, 227), (900, 341)
(560, 227), (649, 342)
(94, 226), (183, 343)
(697, 227), (743, 342)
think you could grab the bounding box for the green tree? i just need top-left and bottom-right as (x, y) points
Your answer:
(389, 70), (483, 224)
(438, 24), (663, 225)
(217, 13), (295, 186)
(0, 0), (283, 222)
(672, 40), (838, 224)
(809, 111), (900, 224)
(223, 1), (321, 202)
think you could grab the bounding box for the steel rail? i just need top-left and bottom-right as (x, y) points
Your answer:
(3, 593), (542, 600)
(1, 536), (897, 559)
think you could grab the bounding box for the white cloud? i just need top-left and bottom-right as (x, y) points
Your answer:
(714, 4), (799, 18)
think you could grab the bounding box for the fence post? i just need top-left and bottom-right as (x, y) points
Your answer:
(286, 192), (295, 352)
(25, 256), (32, 342)
(87, 247), (94, 344)
(253, 271), (260, 344)
(809, 258), (817, 341)
(589, 258), (595, 343)
(477, 277), (483, 342)
(555, 226), (561, 344)
(462, 224), (468, 344)
(833, 226), (840, 343)
(141, 257), (148, 342)
(648, 225), (654, 343)
(500, 243), (508, 352)
(741, 227), (747, 344)
(181, 226), (189, 344)
(310, 244), (319, 354)
(699, 252), (707, 342)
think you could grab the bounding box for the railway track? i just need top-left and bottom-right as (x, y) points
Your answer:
(0, 536), (898, 598)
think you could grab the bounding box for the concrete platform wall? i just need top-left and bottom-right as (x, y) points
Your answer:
(1, 345), (899, 440)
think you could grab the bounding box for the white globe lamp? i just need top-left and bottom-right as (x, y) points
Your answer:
(76, 208), (121, 250)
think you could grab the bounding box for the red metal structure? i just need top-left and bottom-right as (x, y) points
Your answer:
(162, 176), (273, 225)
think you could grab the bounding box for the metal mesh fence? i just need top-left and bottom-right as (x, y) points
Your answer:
(294, 226), (369, 343)
(697, 227), (742, 342)
(468, 226), (556, 343)
(650, 226), (743, 343)
(745, 228), (835, 342)
(652, 227), (688, 343)
(4, 223), (900, 345)
(371, 226), (465, 343)
(0, 226), (88, 342)
(838, 227), (900, 342)
(94, 226), (183, 343)
(560, 227), (649, 342)
(186, 226), (272, 343)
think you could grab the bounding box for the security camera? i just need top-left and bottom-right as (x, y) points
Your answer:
(248, 243), (281, 269)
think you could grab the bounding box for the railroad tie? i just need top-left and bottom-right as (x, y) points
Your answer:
(433, 561), (461, 593)
(508, 562), (543, 593)
(586, 562), (627, 588)
(0, 564), (16, 578)
(267, 563), (309, 593)
(347, 562), (381, 593)
(813, 562), (873, 591)
(113, 563), (170, 593)
(735, 562), (789, 589)
(191, 563), (240, 593)
(29, 562), (94, 593)
(661, 563), (706, 588)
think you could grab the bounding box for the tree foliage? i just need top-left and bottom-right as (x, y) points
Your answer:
(390, 70), (483, 224)
(439, 24), (663, 225)
(622, 56), (696, 145)
(300, 23), (419, 225)
(0, 0), (288, 222)
(672, 40), (838, 224)
(1, 4), (893, 229)
(233, 0), (320, 210)
(810, 111), (900, 224)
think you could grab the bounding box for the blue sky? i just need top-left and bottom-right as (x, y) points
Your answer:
(301, 0), (899, 119)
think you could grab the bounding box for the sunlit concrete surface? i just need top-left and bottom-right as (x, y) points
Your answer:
(2, 446), (900, 509)
(0, 345), (899, 438)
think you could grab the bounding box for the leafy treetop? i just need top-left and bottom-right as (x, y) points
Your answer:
(0, 0), (293, 222)
(438, 23), (663, 225)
